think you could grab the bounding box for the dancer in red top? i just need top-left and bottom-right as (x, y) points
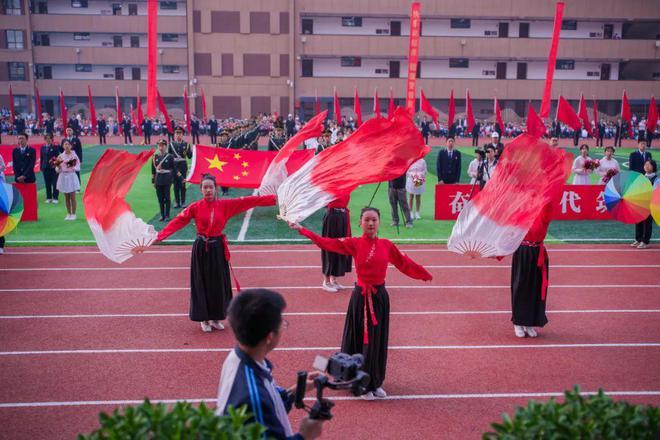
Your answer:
(150, 174), (276, 332)
(289, 207), (432, 400)
(320, 194), (352, 292)
(510, 200), (554, 338)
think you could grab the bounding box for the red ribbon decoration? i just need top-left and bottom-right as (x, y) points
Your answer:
(539, 2), (564, 119)
(35, 86), (43, 128)
(357, 281), (378, 345)
(538, 243), (549, 300)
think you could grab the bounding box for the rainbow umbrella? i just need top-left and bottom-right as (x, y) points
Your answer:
(604, 171), (652, 224)
(651, 186), (660, 226)
(0, 183), (23, 236)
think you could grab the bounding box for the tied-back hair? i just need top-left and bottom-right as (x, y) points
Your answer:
(200, 173), (216, 186)
(360, 206), (380, 219)
(579, 144), (590, 152)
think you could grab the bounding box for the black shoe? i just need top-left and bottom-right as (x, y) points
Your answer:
(159, 216), (165, 221)
(173, 203), (181, 209)
(164, 216), (170, 221)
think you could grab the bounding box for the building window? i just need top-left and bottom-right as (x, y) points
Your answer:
(301, 59), (313, 77)
(38, 65), (52, 79)
(130, 36), (140, 47)
(112, 3), (121, 15)
(71, 0), (88, 8)
(302, 18), (313, 34)
(556, 59), (575, 70)
(132, 67), (141, 80)
(39, 33), (50, 46)
(561, 20), (577, 30)
(37, 1), (48, 13)
(113, 35), (123, 47)
(162, 65), (180, 73)
(160, 1), (177, 10)
(449, 58), (469, 68)
(128, 3), (137, 15)
(6, 30), (24, 49)
(450, 19), (471, 29)
(8, 62), (26, 80)
(75, 64), (92, 72)
(4, 0), (22, 15)
(341, 56), (362, 67)
(341, 17), (362, 27)
(115, 67), (124, 80)
(162, 33), (178, 42)
(73, 32), (90, 40)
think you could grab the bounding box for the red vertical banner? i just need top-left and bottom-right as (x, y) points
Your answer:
(373, 88), (381, 118)
(333, 88), (341, 123)
(494, 96), (504, 133)
(200, 87), (207, 120)
(35, 86), (43, 128)
(405, 2), (421, 114)
(539, 1), (565, 119)
(314, 89), (320, 116)
(447, 90), (455, 131)
(578, 93), (592, 136)
(8, 85), (15, 125)
(88, 85), (97, 135)
(147, 0), (158, 117)
(184, 86), (191, 135)
(387, 88), (395, 120)
(116, 87), (123, 135)
(59, 88), (67, 130)
(621, 90), (633, 137)
(466, 89), (475, 133)
(136, 87), (144, 135)
(157, 89), (172, 131)
(592, 97), (599, 128)
(353, 88), (362, 127)
(647, 96), (658, 134)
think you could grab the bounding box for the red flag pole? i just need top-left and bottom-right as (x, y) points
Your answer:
(373, 88), (381, 118)
(136, 85), (144, 136)
(539, 2), (565, 119)
(448, 90), (455, 133)
(184, 86), (191, 137)
(88, 85), (97, 136)
(494, 96), (504, 134)
(59, 88), (67, 131)
(387, 88), (395, 120)
(157, 88), (172, 132)
(354, 87), (362, 127)
(333, 87), (341, 124)
(116, 87), (123, 135)
(8, 85), (15, 126)
(621, 90), (633, 138)
(35, 86), (43, 128)
(146, 0), (158, 117)
(200, 87), (207, 120)
(647, 95), (658, 135)
(466, 89), (475, 133)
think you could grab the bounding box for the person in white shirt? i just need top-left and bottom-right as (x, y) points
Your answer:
(468, 149), (485, 185)
(596, 146), (620, 184)
(572, 144), (593, 185)
(478, 146), (497, 188)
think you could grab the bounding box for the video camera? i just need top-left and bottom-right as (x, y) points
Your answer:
(294, 353), (370, 420)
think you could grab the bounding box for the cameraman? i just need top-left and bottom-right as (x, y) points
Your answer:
(216, 289), (325, 440)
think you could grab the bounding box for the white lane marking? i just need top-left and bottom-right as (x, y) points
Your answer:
(2, 390), (659, 408)
(1, 284), (659, 293)
(2, 264), (658, 272)
(1, 343), (659, 356)
(1, 309), (660, 320)
(236, 189), (258, 241)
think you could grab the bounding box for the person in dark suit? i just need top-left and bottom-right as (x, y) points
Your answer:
(268, 126), (286, 151)
(420, 117), (431, 144)
(12, 133), (36, 184)
(168, 127), (192, 208)
(471, 121), (481, 147)
(596, 122), (605, 147)
(142, 118), (153, 145)
(190, 116), (201, 144)
(436, 137), (462, 184)
(152, 139), (175, 221)
(551, 120), (561, 139)
(629, 140), (652, 174)
(63, 127), (83, 185)
(573, 126), (580, 146)
(121, 117), (133, 145)
(647, 127), (655, 149)
(632, 159), (657, 249)
(614, 119), (623, 147)
(14, 115), (26, 135)
(97, 117), (108, 145)
(40, 134), (62, 203)
(44, 115), (55, 136)
(208, 116), (218, 145)
(285, 114), (296, 139)
(67, 116), (80, 136)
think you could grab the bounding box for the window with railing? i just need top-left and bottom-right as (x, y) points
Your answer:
(8, 62), (26, 80)
(556, 59), (575, 70)
(450, 19), (471, 29)
(6, 30), (24, 49)
(449, 58), (469, 68)
(73, 32), (91, 40)
(3, 0), (22, 15)
(162, 33), (178, 42)
(160, 1), (177, 10)
(162, 65), (180, 73)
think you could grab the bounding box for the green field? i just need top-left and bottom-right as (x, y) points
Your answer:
(5, 143), (656, 246)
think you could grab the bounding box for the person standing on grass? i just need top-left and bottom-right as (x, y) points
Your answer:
(40, 134), (62, 204)
(632, 160), (657, 249)
(63, 127), (83, 186)
(288, 207), (432, 400)
(320, 194), (353, 292)
(12, 132), (36, 185)
(571, 144), (593, 185)
(596, 146), (620, 184)
(406, 157), (427, 220)
(169, 127), (192, 208)
(151, 139), (174, 222)
(138, 174), (276, 333)
(629, 140), (652, 174)
(55, 139), (80, 221)
(388, 172), (413, 228)
(436, 137), (461, 185)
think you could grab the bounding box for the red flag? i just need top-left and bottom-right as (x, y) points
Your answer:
(540, 2), (565, 119)
(334, 88), (341, 123)
(354, 88), (362, 127)
(420, 89), (438, 124)
(387, 88), (395, 120)
(200, 87), (207, 120)
(147, 0), (157, 117)
(115, 87), (123, 135)
(315, 89), (320, 116)
(556, 95), (581, 131)
(157, 89), (173, 133)
(260, 110), (328, 195)
(526, 104), (547, 138)
(577, 94), (592, 136)
(83, 149), (157, 263)
(88, 85), (97, 136)
(35, 87), (43, 128)
(8, 85), (15, 125)
(494, 96), (504, 133)
(466, 89), (475, 133)
(373, 89), (381, 118)
(130, 104), (137, 136)
(277, 107), (430, 223)
(448, 90), (456, 131)
(187, 145), (313, 187)
(136, 88), (144, 136)
(647, 96), (658, 134)
(592, 98), (599, 129)
(621, 90), (633, 137)
(184, 87), (191, 135)
(59, 88), (67, 131)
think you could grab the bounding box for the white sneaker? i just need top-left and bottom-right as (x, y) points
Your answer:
(210, 320), (225, 330)
(64, 214), (72, 220)
(417, 212), (422, 220)
(200, 321), (213, 332)
(332, 281), (348, 290)
(373, 387), (387, 398)
(0, 248), (4, 255)
(637, 243), (648, 249)
(360, 392), (376, 401)
(630, 241), (640, 247)
(52, 199), (59, 204)
(322, 281), (338, 292)
(524, 326), (538, 338)
(514, 325), (525, 338)
(69, 214), (76, 221)
(45, 199), (52, 204)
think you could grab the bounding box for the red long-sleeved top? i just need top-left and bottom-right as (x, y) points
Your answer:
(327, 194), (350, 209)
(523, 201), (553, 243)
(156, 195), (276, 241)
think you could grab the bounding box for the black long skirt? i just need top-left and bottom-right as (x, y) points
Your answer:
(321, 208), (352, 277)
(510, 245), (548, 327)
(341, 284), (389, 391)
(189, 237), (232, 322)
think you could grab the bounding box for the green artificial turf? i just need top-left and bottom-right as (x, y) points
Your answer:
(4, 144), (656, 246)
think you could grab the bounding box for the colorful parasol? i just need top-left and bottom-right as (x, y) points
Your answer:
(651, 186), (660, 226)
(604, 171), (653, 224)
(0, 183), (23, 236)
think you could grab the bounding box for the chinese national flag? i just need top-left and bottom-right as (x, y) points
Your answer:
(187, 145), (314, 188)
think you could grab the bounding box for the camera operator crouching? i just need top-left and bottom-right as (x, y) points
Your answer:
(216, 289), (324, 440)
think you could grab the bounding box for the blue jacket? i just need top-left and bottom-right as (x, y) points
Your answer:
(216, 348), (303, 440)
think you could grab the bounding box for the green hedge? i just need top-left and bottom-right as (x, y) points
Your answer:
(484, 386), (659, 439)
(78, 400), (266, 440)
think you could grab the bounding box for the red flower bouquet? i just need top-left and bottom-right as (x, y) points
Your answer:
(583, 159), (600, 171)
(602, 168), (619, 184)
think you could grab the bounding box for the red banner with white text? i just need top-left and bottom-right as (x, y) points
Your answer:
(405, 2), (421, 113)
(0, 145), (42, 176)
(435, 184), (612, 221)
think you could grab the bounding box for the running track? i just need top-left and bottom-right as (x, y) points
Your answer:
(1, 245), (659, 439)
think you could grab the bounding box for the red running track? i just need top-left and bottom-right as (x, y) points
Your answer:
(0, 245), (659, 439)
